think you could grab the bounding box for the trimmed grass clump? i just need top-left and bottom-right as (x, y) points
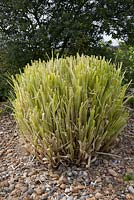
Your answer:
(11, 55), (129, 167)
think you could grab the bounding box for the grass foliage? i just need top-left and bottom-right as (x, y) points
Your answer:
(12, 55), (129, 167)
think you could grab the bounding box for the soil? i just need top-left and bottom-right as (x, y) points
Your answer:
(0, 106), (134, 200)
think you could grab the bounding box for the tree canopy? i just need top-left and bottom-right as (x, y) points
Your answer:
(0, 0), (134, 68)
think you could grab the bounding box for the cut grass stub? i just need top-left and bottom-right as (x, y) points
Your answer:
(11, 55), (129, 167)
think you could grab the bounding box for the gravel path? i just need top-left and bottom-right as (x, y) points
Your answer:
(0, 113), (134, 200)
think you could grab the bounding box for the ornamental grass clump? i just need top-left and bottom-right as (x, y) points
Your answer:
(12, 55), (129, 167)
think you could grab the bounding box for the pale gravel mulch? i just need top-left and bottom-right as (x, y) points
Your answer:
(0, 112), (134, 200)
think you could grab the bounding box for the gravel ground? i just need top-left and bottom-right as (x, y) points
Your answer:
(0, 112), (134, 200)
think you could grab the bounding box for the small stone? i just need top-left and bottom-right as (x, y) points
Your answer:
(0, 150), (5, 156)
(46, 187), (50, 192)
(105, 176), (112, 184)
(15, 183), (22, 189)
(21, 186), (28, 193)
(128, 185), (134, 194)
(82, 192), (88, 196)
(28, 170), (37, 176)
(83, 171), (88, 176)
(103, 159), (109, 165)
(10, 177), (15, 184)
(14, 132), (18, 136)
(95, 192), (103, 199)
(67, 197), (74, 200)
(60, 183), (66, 189)
(58, 194), (65, 199)
(31, 192), (37, 199)
(71, 184), (85, 193)
(70, 186), (77, 193)
(90, 181), (96, 187)
(40, 185), (46, 193)
(4, 187), (10, 193)
(85, 178), (90, 186)
(79, 196), (87, 200)
(0, 192), (6, 197)
(108, 183), (113, 190)
(3, 180), (9, 187)
(120, 194), (125, 198)
(106, 190), (111, 195)
(10, 189), (21, 196)
(22, 192), (30, 198)
(65, 188), (70, 193)
(67, 171), (73, 177)
(79, 184), (85, 189)
(94, 159), (101, 166)
(6, 149), (13, 154)
(72, 171), (77, 176)
(35, 187), (44, 195)
(49, 172), (59, 179)
(40, 176), (46, 182)
(67, 177), (73, 183)
(108, 169), (118, 177)
(59, 175), (67, 184)
(61, 197), (67, 200)
(96, 177), (102, 183)
(126, 193), (134, 200)
(86, 197), (96, 200)
(41, 193), (49, 200)
(9, 184), (15, 191)
(27, 188), (35, 195)
(23, 172), (28, 177)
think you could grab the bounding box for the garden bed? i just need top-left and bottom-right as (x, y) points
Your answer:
(0, 110), (134, 200)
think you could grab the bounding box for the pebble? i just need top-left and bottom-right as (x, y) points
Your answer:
(72, 171), (78, 176)
(41, 193), (49, 199)
(15, 183), (22, 189)
(86, 197), (96, 200)
(108, 169), (118, 177)
(67, 171), (73, 177)
(85, 178), (90, 186)
(35, 187), (44, 195)
(4, 187), (10, 193)
(40, 175), (46, 182)
(128, 185), (134, 194)
(60, 183), (66, 189)
(9, 184), (15, 191)
(27, 188), (35, 195)
(58, 193), (65, 199)
(65, 188), (70, 193)
(67, 196), (74, 200)
(21, 186), (28, 193)
(31, 192), (37, 199)
(108, 183), (113, 190)
(95, 192), (103, 199)
(126, 193), (134, 200)
(61, 197), (67, 200)
(14, 132), (18, 137)
(59, 175), (67, 184)
(83, 171), (88, 176)
(95, 177), (102, 183)
(46, 187), (50, 192)
(105, 176), (112, 184)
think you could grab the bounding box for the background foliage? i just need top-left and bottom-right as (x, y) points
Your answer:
(114, 43), (134, 85)
(0, 0), (134, 100)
